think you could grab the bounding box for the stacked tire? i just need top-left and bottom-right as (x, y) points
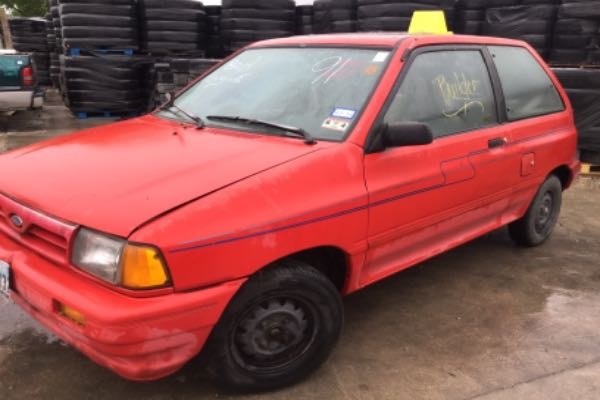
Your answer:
(550, 1), (600, 65)
(152, 61), (177, 107)
(45, 18), (59, 87)
(483, 0), (557, 59)
(60, 55), (145, 115)
(454, 0), (485, 34)
(296, 5), (314, 35)
(59, 0), (139, 52)
(9, 17), (51, 86)
(552, 68), (600, 163)
(50, 0), (62, 52)
(138, 0), (207, 55)
(9, 17), (48, 52)
(313, 0), (356, 34)
(145, 57), (219, 110)
(220, 0), (295, 55)
(357, 0), (455, 33)
(170, 58), (220, 87)
(206, 5), (225, 58)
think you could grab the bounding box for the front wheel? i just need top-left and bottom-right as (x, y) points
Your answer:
(508, 175), (562, 247)
(203, 260), (343, 392)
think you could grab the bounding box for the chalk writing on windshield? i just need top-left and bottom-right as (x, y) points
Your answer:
(203, 56), (264, 87)
(311, 56), (352, 85)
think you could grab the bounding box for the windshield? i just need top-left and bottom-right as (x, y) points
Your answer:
(157, 47), (391, 141)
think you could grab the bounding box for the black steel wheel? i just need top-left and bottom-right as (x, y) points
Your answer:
(203, 260), (343, 392)
(509, 175), (563, 247)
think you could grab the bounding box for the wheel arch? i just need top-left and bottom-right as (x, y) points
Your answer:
(265, 246), (350, 293)
(549, 164), (574, 190)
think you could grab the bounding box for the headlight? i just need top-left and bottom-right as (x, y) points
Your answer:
(71, 228), (170, 289)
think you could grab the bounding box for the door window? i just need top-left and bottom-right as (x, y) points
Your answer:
(488, 46), (564, 121)
(383, 50), (498, 139)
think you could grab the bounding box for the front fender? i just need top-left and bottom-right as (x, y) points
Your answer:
(130, 143), (369, 292)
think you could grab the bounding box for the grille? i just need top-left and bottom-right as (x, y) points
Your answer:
(0, 193), (76, 265)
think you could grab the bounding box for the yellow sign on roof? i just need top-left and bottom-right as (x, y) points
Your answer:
(408, 10), (451, 35)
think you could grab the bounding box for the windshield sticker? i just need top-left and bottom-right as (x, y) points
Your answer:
(322, 118), (350, 132)
(372, 52), (390, 63)
(364, 65), (379, 76)
(331, 108), (357, 120)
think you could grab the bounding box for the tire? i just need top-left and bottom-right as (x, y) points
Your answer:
(517, 34), (551, 48)
(314, 9), (355, 21)
(59, 4), (136, 16)
(508, 175), (562, 247)
(456, 20), (483, 34)
(221, 8), (295, 20)
(63, 37), (138, 49)
(559, 2), (600, 19)
(459, 0), (486, 8)
(483, 19), (554, 36)
(142, 41), (200, 52)
(580, 150), (600, 164)
(589, 50), (600, 67)
(357, 0), (454, 5)
(327, 20), (357, 32)
(62, 26), (137, 39)
(296, 5), (313, 16)
(59, 0), (132, 4)
(220, 18), (294, 31)
(358, 16), (411, 32)
(143, 31), (199, 42)
(142, 9), (205, 22)
(553, 18), (598, 35)
(203, 261), (343, 392)
(221, 29), (292, 41)
(485, 4), (557, 23)
(553, 34), (592, 49)
(60, 14), (137, 28)
(222, 0), (295, 10)
(141, 0), (203, 9)
(549, 49), (588, 65)
(457, 9), (485, 20)
(358, 3), (446, 19)
(552, 68), (600, 89)
(143, 20), (199, 32)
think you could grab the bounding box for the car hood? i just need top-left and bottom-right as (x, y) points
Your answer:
(0, 115), (321, 237)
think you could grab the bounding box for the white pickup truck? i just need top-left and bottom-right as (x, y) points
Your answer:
(0, 49), (44, 112)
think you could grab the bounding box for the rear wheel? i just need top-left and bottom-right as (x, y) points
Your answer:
(203, 260), (343, 392)
(508, 175), (562, 247)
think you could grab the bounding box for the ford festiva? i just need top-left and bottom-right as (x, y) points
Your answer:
(0, 33), (579, 391)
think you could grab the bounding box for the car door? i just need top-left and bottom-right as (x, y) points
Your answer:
(360, 45), (517, 286)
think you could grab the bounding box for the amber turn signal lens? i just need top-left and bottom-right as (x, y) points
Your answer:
(121, 244), (169, 289)
(59, 304), (86, 326)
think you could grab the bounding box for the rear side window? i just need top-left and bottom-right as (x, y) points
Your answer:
(383, 50), (498, 139)
(488, 46), (564, 121)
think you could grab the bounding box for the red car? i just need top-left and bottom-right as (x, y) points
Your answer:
(0, 33), (579, 391)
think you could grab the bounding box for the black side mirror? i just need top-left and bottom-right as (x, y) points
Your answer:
(383, 121), (434, 148)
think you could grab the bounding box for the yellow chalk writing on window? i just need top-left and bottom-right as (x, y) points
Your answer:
(434, 72), (485, 117)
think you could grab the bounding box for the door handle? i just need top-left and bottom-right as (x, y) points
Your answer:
(488, 137), (507, 149)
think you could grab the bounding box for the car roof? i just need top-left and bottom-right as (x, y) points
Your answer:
(250, 33), (528, 50)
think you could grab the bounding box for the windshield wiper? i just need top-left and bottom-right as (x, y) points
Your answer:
(160, 100), (205, 129)
(206, 115), (316, 145)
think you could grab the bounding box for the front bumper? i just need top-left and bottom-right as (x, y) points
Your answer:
(0, 233), (244, 381)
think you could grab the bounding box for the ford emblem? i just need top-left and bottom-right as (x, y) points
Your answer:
(9, 214), (24, 228)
